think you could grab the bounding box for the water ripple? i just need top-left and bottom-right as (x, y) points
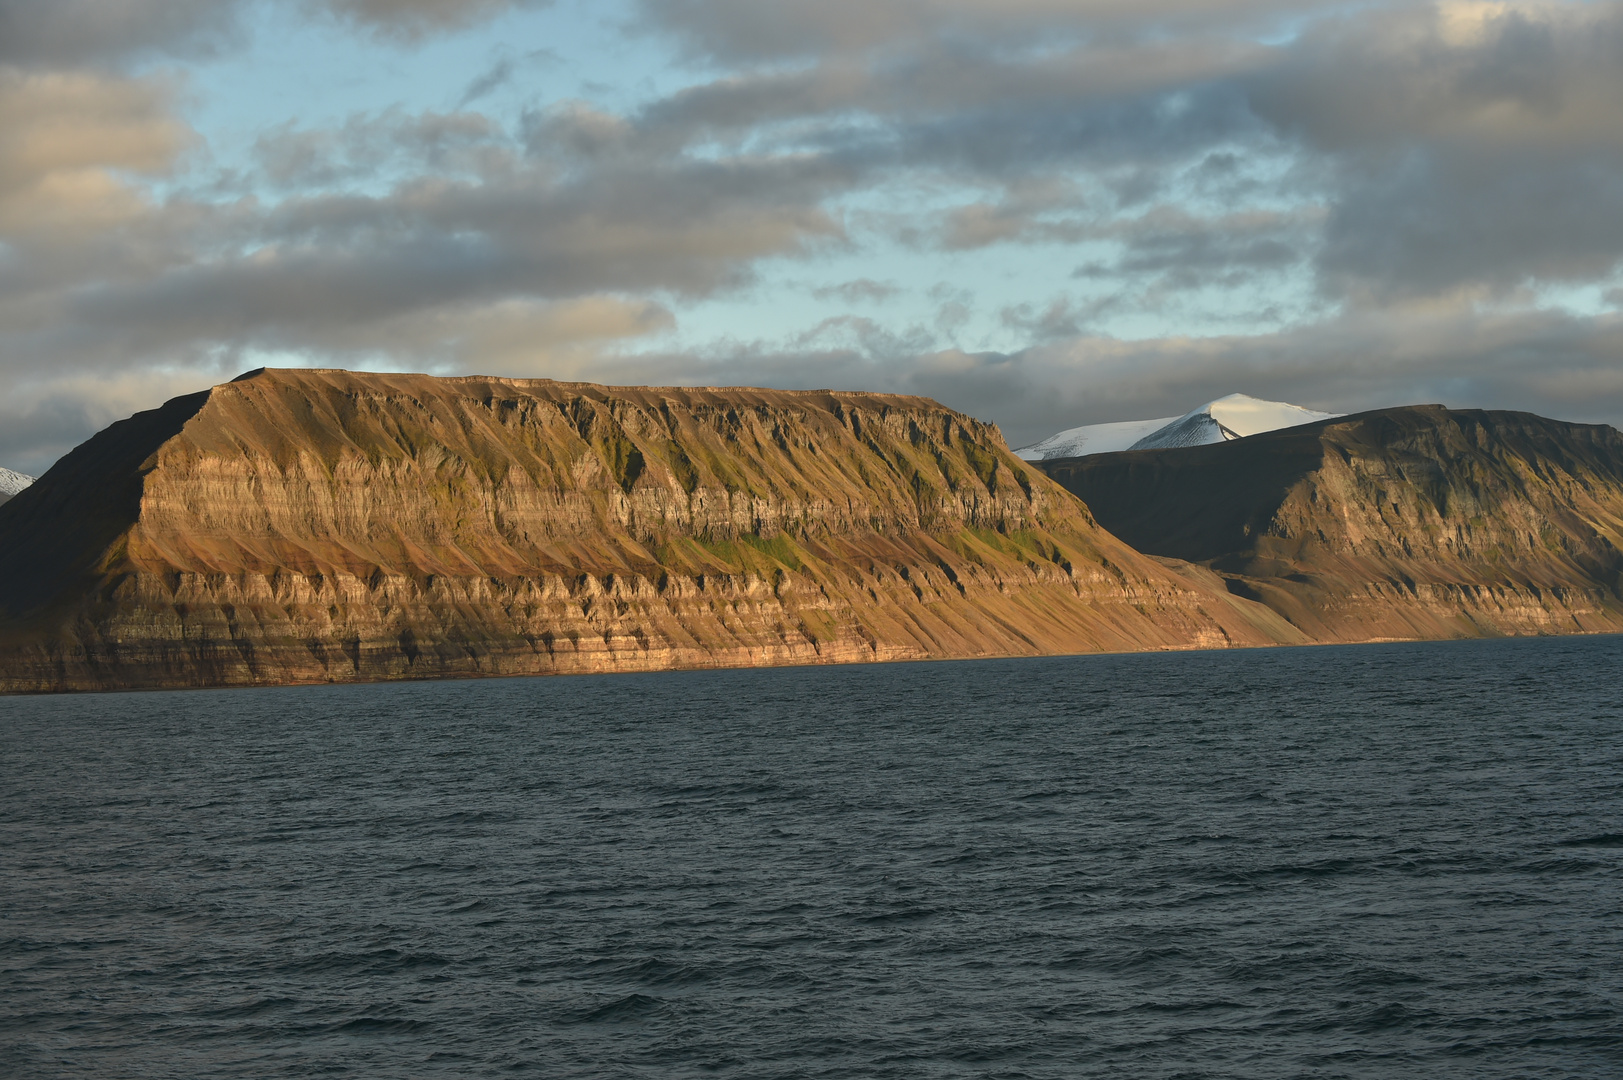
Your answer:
(3, 636), (1622, 1077)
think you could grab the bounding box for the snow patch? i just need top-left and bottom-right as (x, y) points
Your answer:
(1013, 416), (1179, 461)
(0, 466), (36, 499)
(1015, 394), (1340, 461)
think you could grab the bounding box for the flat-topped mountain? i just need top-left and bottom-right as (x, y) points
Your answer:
(0, 368), (1286, 692)
(1040, 406), (1623, 641)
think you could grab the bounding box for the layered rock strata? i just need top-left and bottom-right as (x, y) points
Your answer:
(0, 369), (1289, 692)
(1041, 406), (1623, 642)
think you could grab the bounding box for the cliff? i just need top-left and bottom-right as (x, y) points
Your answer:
(0, 369), (1290, 692)
(1040, 406), (1623, 642)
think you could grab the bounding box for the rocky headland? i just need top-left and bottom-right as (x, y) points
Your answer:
(0, 368), (1289, 692)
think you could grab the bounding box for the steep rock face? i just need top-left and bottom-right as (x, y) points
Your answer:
(0, 369), (1287, 692)
(1040, 406), (1623, 641)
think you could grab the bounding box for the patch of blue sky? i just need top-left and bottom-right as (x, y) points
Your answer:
(150, 0), (1331, 371)
(1524, 276), (1623, 318)
(1249, 2), (1382, 47)
(173, 0), (681, 186)
(639, 222), (1314, 365)
(653, 148), (1317, 356)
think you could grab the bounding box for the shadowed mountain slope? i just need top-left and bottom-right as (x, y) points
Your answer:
(1040, 406), (1623, 641)
(0, 369), (1291, 692)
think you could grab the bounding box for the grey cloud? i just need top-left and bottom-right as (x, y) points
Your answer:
(1246, 5), (1623, 153)
(0, 0), (241, 67)
(790, 315), (939, 363)
(0, 0), (536, 70)
(977, 307), (1623, 448)
(999, 297), (1093, 343)
(314, 0), (548, 42)
(10, 301), (1620, 482)
(608, 305), (1623, 450)
(459, 56), (518, 107)
(253, 110), (501, 190)
(0, 366), (230, 476)
(522, 100), (638, 161)
(811, 279), (900, 304)
(1097, 207), (1314, 298)
(637, 1), (1623, 304)
(1318, 146), (1623, 302)
(0, 394), (127, 476)
(1240, 3), (1623, 299)
(457, 48), (563, 109)
(998, 288), (1194, 345)
(943, 195), (1313, 307)
(0, 121), (853, 378)
(639, 37), (1266, 173)
(561, 303), (1623, 448)
(14, 0), (1623, 476)
(638, 0), (1349, 63)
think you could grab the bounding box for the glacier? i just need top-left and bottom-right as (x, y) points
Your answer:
(1015, 394), (1340, 461)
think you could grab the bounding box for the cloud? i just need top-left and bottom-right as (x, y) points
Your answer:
(456, 47), (562, 109)
(999, 296), (1102, 343)
(252, 109), (500, 190)
(313, 0), (548, 42)
(0, 366), (230, 476)
(638, 0), (1349, 62)
(581, 299), (1623, 451)
(0, 0), (538, 70)
(962, 304), (1623, 447)
(9, 0), (1623, 477)
(0, 70), (192, 192)
(811, 278), (901, 304)
(635, 1), (1623, 306)
(0, 95), (855, 386)
(0, 0), (241, 68)
(1243, 1), (1623, 300)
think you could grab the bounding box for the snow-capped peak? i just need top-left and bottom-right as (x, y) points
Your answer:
(1130, 394), (1340, 451)
(0, 466), (36, 500)
(1015, 394), (1340, 461)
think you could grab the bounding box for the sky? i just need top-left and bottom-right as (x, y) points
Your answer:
(4, 0), (1623, 473)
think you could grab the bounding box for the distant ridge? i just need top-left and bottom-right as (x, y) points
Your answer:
(1016, 394), (1339, 460)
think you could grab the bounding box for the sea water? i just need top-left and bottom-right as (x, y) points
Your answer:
(3, 637), (1621, 1078)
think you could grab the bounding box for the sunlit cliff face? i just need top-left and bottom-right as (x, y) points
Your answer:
(0, 368), (1296, 691)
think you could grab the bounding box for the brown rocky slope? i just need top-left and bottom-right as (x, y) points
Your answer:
(1040, 406), (1623, 642)
(0, 368), (1292, 692)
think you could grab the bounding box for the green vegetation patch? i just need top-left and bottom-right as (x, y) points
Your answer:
(669, 445), (701, 495)
(796, 608), (840, 645)
(690, 535), (744, 570)
(961, 442), (1000, 491)
(738, 531), (806, 572)
(599, 429), (646, 494)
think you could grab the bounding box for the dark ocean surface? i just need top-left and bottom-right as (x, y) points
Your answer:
(3, 637), (1622, 1079)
